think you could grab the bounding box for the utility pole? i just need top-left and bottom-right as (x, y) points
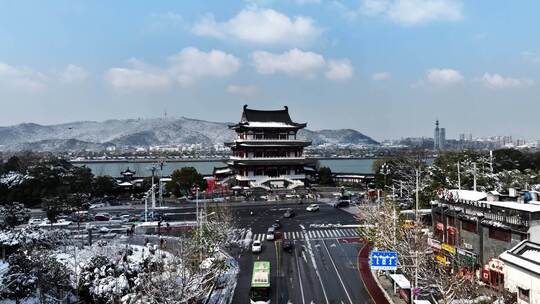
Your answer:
(473, 162), (477, 192)
(159, 160), (165, 207)
(413, 169), (419, 302)
(457, 161), (461, 190)
(151, 166), (157, 209)
(490, 150), (494, 173)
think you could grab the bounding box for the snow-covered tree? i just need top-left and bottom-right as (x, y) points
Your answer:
(358, 200), (484, 303)
(0, 202), (30, 228)
(0, 249), (73, 304)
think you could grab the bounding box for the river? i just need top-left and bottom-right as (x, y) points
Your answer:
(71, 158), (377, 177)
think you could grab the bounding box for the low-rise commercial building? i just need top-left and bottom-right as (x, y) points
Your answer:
(430, 189), (540, 286)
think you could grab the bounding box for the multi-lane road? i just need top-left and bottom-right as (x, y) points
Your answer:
(231, 203), (374, 304)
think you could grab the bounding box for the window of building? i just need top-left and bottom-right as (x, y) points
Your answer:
(488, 227), (511, 242)
(461, 220), (477, 233)
(518, 287), (530, 303)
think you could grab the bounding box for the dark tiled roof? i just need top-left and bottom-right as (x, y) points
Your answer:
(241, 105), (293, 123)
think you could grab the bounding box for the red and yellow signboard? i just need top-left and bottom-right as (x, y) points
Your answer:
(442, 243), (456, 254)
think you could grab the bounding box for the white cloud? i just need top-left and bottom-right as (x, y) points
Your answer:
(357, 0), (463, 25)
(106, 47), (241, 89)
(251, 49), (326, 78)
(251, 49), (353, 81)
(227, 84), (257, 96)
(168, 47), (241, 85)
(480, 73), (534, 89)
(372, 72), (391, 81)
(193, 8), (321, 46)
(325, 59), (353, 80)
(425, 68), (463, 86)
(0, 62), (46, 91)
(60, 64), (87, 83)
(106, 67), (171, 90)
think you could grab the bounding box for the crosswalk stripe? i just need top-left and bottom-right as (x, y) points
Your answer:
(347, 229), (355, 236)
(317, 230), (324, 238)
(349, 229), (357, 236)
(323, 230), (330, 237)
(309, 231), (315, 238)
(294, 231), (299, 239)
(331, 230), (338, 237)
(341, 230), (350, 236)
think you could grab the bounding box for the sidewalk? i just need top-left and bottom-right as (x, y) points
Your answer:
(358, 243), (391, 304)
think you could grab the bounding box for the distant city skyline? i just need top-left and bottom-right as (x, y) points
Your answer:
(1, 1), (540, 140)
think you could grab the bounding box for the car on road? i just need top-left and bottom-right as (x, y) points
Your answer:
(332, 197), (351, 208)
(120, 214), (131, 223)
(306, 204), (319, 212)
(27, 218), (42, 226)
(266, 227), (275, 241)
(251, 240), (262, 253)
(283, 208), (295, 218)
(94, 213), (111, 221)
(272, 220), (281, 229)
(89, 203), (104, 209)
(282, 240), (293, 252)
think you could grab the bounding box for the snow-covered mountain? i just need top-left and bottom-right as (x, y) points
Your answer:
(0, 117), (378, 151)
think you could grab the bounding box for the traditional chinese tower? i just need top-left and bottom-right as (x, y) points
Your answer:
(226, 105), (313, 189)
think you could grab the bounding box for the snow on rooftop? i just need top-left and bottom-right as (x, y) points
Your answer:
(500, 240), (540, 275)
(489, 201), (540, 212)
(245, 122), (298, 128)
(450, 189), (487, 202)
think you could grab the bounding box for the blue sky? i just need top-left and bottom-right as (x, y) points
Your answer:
(0, 0), (539, 140)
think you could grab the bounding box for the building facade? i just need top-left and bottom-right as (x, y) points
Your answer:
(500, 240), (540, 304)
(225, 105), (314, 189)
(430, 189), (540, 286)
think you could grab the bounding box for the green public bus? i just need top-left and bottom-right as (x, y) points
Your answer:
(249, 261), (271, 304)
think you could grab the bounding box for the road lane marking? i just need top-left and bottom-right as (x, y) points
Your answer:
(323, 240), (354, 304)
(294, 241), (306, 304)
(275, 240), (282, 302)
(301, 227), (330, 304)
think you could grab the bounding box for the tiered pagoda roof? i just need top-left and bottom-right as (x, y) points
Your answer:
(229, 105), (307, 130)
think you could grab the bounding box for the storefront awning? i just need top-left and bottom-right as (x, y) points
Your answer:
(389, 274), (411, 289)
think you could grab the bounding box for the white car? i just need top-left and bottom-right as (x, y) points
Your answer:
(306, 204), (320, 212)
(252, 240), (262, 253)
(266, 227), (275, 241)
(28, 218), (42, 226)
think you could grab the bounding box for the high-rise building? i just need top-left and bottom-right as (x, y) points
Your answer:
(434, 120), (446, 150)
(434, 120), (440, 150)
(440, 128), (446, 149)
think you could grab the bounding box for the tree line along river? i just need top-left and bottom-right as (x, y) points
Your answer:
(70, 158), (377, 178)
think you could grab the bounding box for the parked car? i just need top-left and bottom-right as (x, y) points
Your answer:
(306, 204), (319, 212)
(272, 220), (281, 229)
(252, 240), (262, 253)
(266, 227), (275, 241)
(283, 208), (295, 218)
(94, 213), (111, 221)
(282, 240), (293, 252)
